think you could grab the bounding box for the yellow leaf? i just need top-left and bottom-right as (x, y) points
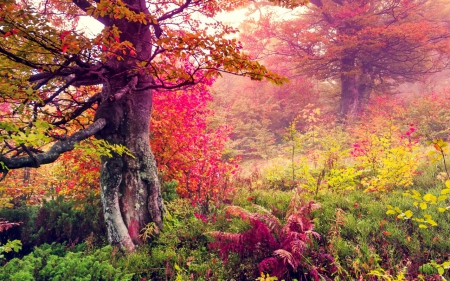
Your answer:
(438, 195), (447, 201)
(423, 193), (436, 202)
(420, 202), (427, 210)
(438, 207), (446, 212)
(419, 224), (428, 229)
(412, 190), (421, 197)
(386, 210), (396, 215)
(427, 219), (438, 227)
(445, 180), (450, 189)
(404, 210), (413, 218)
(441, 188), (450, 195)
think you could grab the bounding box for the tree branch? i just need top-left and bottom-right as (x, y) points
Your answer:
(113, 76), (138, 100)
(0, 48), (41, 69)
(157, 0), (192, 22)
(72, 0), (111, 26)
(0, 118), (106, 171)
(52, 92), (102, 126)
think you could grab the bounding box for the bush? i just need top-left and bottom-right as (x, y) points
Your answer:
(0, 243), (133, 281)
(140, 199), (229, 281)
(0, 206), (38, 256)
(0, 195), (106, 257)
(33, 195), (106, 246)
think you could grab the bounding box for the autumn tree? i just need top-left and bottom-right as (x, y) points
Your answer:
(0, 0), (295, 251)
(243, 0), (450, 117)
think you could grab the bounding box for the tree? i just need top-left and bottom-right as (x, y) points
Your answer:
(0, 0), (294, 251)
(151, 76), (238, 206)
(242, 0), (450, 117)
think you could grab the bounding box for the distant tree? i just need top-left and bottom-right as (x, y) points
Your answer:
(243, 0), (450, 117)
(211, 73), (317, 159)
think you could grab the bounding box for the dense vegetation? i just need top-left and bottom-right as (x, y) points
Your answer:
(2, 90), (450, 280)
(1, 0), (450, 280)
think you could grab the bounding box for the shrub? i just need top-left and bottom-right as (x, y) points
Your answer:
(313, 189), (450, 279)
(124, 199), (229, 281)
(0, 244), (133, 281)
(0, 195), (106, 256)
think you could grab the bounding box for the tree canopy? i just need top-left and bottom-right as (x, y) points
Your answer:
(241, 0), (450, 117)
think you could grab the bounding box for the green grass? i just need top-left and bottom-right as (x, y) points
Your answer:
(2, 174), (450, 280)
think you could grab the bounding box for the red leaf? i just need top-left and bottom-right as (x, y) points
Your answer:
(3, 31), (11, 38)
(59, 30), (70, 40)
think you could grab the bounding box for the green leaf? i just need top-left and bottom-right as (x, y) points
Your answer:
(438, 267), (444, 276)
(174, 264), (181, 271)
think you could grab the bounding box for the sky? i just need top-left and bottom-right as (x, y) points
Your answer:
(77, 8), (250, 36)
(77, 4), (298, 37)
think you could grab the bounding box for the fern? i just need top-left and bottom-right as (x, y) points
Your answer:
(209, 201), (336, 280)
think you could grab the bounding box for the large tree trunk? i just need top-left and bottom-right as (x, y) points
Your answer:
(339, 56), (362, 118)
(93, 1), (164, 251)
(97, 86), (164, 251)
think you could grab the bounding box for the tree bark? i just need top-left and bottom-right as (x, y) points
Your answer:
(93, 0), (165, 251)
(97, 91), (163, 251)
(339, 56), (361, 118)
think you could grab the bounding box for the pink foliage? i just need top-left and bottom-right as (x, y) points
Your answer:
(151, 75), (238, 206)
